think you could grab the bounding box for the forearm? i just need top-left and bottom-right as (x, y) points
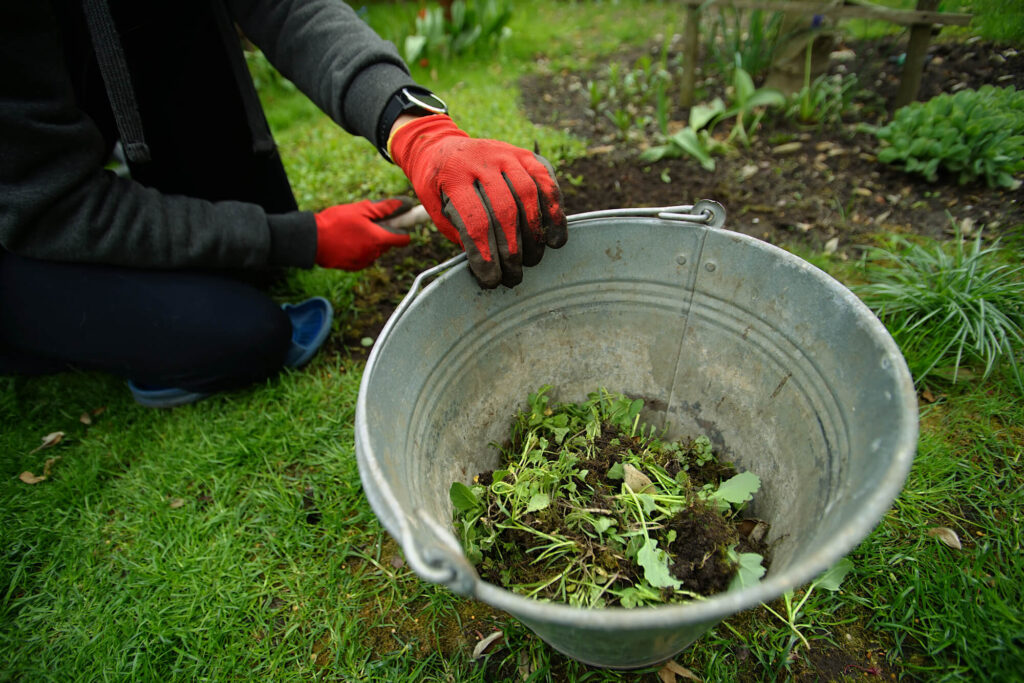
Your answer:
(2, 167), (317, 270)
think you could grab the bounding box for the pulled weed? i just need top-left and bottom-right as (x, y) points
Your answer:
(451, 387), (768, 608)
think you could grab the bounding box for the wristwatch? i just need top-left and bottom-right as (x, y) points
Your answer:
(376, 86), (449, 162)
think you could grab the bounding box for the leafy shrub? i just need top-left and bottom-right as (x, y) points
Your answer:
(404, 0), (513, 65)
(869, 85), (1024, 189)
(855, 225), (1024, 388)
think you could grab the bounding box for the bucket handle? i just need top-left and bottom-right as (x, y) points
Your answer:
(393, 199), (728, 320)
(567, 199), (726, 227)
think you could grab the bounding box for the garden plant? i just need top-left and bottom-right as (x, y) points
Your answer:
(867, 85), (1024, 189)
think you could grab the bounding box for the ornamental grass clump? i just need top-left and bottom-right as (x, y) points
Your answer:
(869, 85), (1024, 189)
(450, 387), (769, 609)
(855, 225), (1024, 388)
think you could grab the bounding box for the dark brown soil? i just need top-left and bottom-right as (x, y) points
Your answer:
(331, 225), (462, 359)
(337, 36), (1022, 359)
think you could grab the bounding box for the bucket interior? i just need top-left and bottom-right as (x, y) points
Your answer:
(357, 215), (916, 667)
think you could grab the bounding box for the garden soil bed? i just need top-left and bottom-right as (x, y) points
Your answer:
(338, 35), (1022, 359)
(526, 35), (1024, 253)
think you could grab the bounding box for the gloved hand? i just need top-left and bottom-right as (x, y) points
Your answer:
(389, 115), (567, 289)
(314, 198), (419, 271)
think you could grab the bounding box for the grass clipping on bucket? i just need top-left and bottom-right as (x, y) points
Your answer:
(450, 387), (770, 608)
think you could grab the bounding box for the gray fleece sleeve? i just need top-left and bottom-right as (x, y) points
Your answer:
(228, 0), (419, 145)
(0, 0), (315, 270)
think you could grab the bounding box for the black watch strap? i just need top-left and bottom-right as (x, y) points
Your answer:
(376, 87), (448, 163)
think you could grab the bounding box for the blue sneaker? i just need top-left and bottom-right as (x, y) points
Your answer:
(281, 296), (333, 368)
(128, 297), (334, 407)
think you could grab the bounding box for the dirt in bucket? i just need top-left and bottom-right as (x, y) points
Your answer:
(449, 386), (772, 607)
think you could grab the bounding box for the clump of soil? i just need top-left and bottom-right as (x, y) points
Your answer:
(450, 387), (771, 608)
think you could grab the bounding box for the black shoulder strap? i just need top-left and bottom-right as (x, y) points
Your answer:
(81, 0), (151, 163)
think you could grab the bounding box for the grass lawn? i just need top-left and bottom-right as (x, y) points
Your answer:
(3, 1), (1022, 680)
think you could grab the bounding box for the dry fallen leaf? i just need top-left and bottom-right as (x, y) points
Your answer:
(658, 660), (702, 682)
(824, 237), (840, 255)
(623, 463), (657, 494)
(471, 630), (504, 660)
(737, 518), (770, 544)
(19, 471), (46, 485)
(517, 650), (533, 681)
(29, 431), (65, 454)
(80, 412), (92, 425)
(169, 498), (186, 509)
(927, 526), (962, 550)
(42, 456), (61, 477)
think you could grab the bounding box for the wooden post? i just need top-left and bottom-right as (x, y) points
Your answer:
(681, 4), (700, 108)
(894, 0), (940, 109)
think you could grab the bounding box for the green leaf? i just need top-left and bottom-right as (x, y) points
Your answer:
(637, 538), (682, 589)
(404, 35), (427, 63)
(639, 145), (679, 162)
(526, 492), (550, 513)
(813, 557), (854, 592)
(709, 471), (761, 505)
(607, 462), (625, 480)
(618, 587), (644, 608)
(742, 89), (786, 110)
(732, 66), (756, 105)
(591, 516), (616, 534)
(689, 98), (726, 130)
(728, 550), (766, 591)
(449, 481), (479, 512)
(465, 543), (483, 565)
(549, 425), (571, 444)
(669, 128), (716, 171)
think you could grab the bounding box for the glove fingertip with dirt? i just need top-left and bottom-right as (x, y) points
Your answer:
(314, 197), (418, 271)
(390, 115), (568, 289)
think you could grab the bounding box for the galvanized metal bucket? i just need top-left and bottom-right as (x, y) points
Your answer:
(355, 201), (917, 669)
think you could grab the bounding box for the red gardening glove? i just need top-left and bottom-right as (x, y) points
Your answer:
(389, 115), (567, 289)
(314, 198), (416, 271)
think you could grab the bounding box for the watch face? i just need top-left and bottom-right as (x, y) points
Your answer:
(405, 89), (448, 114)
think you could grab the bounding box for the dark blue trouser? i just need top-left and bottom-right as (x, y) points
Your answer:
(0, 251), (291, 393)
